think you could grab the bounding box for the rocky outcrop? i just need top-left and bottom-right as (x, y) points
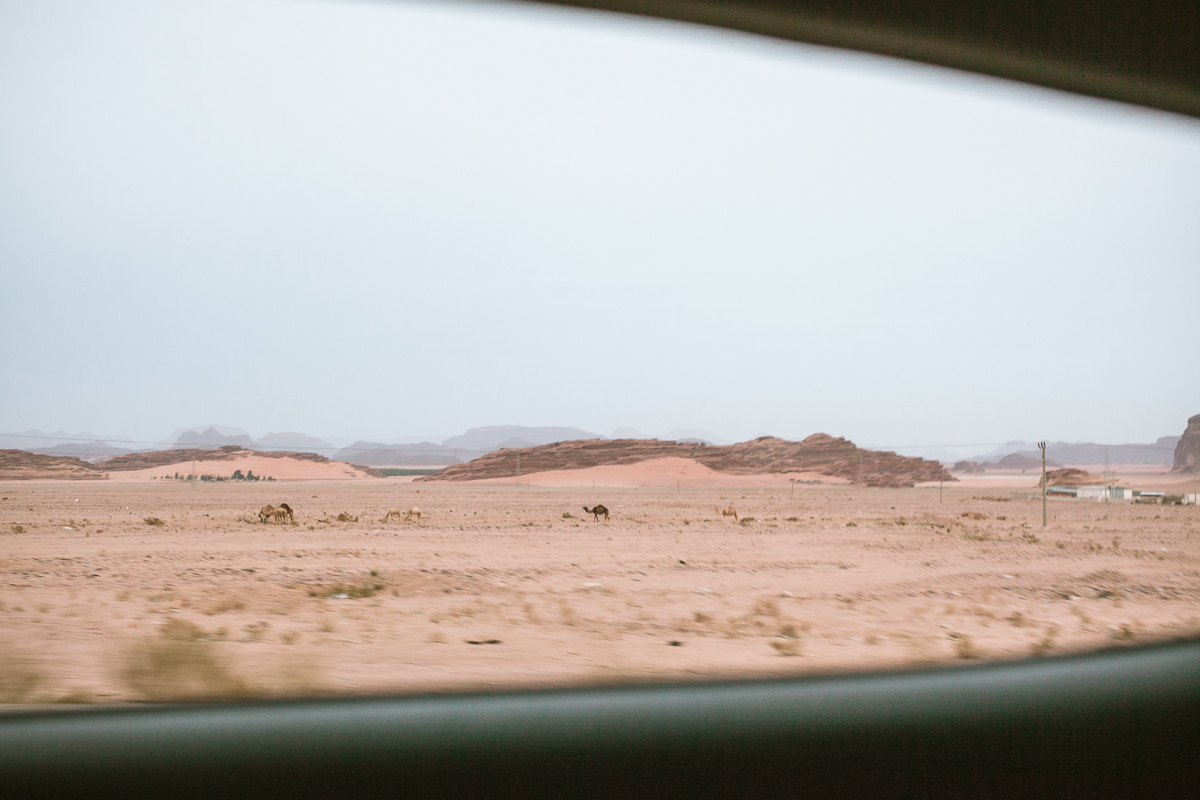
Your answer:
(0, 450), (107, 480)
(1172, 415), (1200, 474)
(951, 461), (986, 474)
(1040, 468), (1099, 488)
(417, 434), (953, 488)
(94, 445), (382, 476)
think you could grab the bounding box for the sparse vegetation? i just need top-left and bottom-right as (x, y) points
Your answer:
(951, 633), (981, 659)
(144, 517), (165, 526)
(121, 619), (248, 701)
(771, 638), (801, 656)
(0, 650), (41, 702)
(308, 579), (384, 599)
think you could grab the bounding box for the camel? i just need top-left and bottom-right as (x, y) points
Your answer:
(715, 505), (738, 522)
(383, 508), (402, 523)
(583, 505), (609, 522)
(259, 504), (275, 523)
(404, 507), (422, 523)
(278, 503), (294, 523)
(267, 507), (290, 523)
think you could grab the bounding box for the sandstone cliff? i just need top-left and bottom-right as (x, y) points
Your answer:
(1172, 415), (1200, 474)
(0, 450), (107, 480)
(418, 434), (952, 488)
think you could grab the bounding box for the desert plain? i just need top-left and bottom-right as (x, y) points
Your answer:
(2, 465), (1199, 706)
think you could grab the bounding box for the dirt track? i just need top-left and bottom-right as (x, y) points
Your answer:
(2, 479), (1199, 705)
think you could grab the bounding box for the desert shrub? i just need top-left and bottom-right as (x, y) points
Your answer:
(144, 517), (165, 527)
(308, 580), (383, 599)
(336, 512), (358, 522)
(0, 649), (41, 702)
(753, 598), (780, 617)
(122, 620), (248, 701)
(771, 639), (801, 656)
(203, 598), (246, 615)
(1031, 625), (1060, 656)
(952, 634), (981, 659)
(738, 517), (756, 526)
(9, 524), (23, 534)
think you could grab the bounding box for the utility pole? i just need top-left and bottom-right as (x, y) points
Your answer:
(939, 478), (943, 503)
(790, 478), (795, 500)
(516, 453), (520, 489)
(1038, 441), (1048, 528)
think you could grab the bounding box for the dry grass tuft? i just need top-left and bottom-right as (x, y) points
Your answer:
(753, 598), (781, 617)
(0, 649), (42, 702)
(951, 633), (982, 659)
(308, 579), (384, 599)
(771, 638), (802, 656)
(144, 517), (165, 527)
(121, 621), (248, 701)
(9, 524), (24, 534)
(1031, 625), (1060, 656)
(335, 512), (359, 522)
(203, 597), (246, 615)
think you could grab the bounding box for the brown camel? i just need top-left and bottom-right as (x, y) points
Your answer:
(404, 507), (422, 523)
(583, 505), (609, 522)
(278, 503), (294, 523)
(258, 504), (274, 523)
(267, 507), (290, 523)
(715, 505), (738, 521)
(383, 508), (403, 523)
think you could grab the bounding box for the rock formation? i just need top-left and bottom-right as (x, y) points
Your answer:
(0, 450), (107, 480)
(417, 434), (952, 489)
(94, 445), (383, 476)
(1172, 415), (1200, 474)
(1039, 468), (1099, 487)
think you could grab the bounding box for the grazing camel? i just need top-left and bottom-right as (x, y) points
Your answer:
(404, 507), (422, 523)
(259, 504), (275, 523)
(715, 505), (738, 522)
(278, 503), (294, 523)
(268, 507), (290, 523)
(383, 508), (403, 523)
(583, 505), (609, 522)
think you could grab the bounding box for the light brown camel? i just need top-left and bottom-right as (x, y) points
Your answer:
(383, 508), (403, 523)
(259, 504), (275, 523)
(583, 504), (609, 522)
(403, 507), (422, 523)
(715, 505), (738, 521)
(278, 503), (294, 523)
(267, 507), (290, 523)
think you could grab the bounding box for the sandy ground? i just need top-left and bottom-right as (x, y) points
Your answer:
(2, 474), (1199, 706)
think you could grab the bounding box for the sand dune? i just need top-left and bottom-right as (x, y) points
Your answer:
(464, 456), (850, 488)
(105, 455), (377, 482)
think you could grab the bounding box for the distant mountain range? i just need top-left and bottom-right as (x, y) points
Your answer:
(963, 438), (1180, 467)
(1, 424), (1188, 468)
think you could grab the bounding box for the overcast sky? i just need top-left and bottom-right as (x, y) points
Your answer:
(2, 0), (1198, 451)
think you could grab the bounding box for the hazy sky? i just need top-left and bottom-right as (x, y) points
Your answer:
(2, 0), (1198, 450)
